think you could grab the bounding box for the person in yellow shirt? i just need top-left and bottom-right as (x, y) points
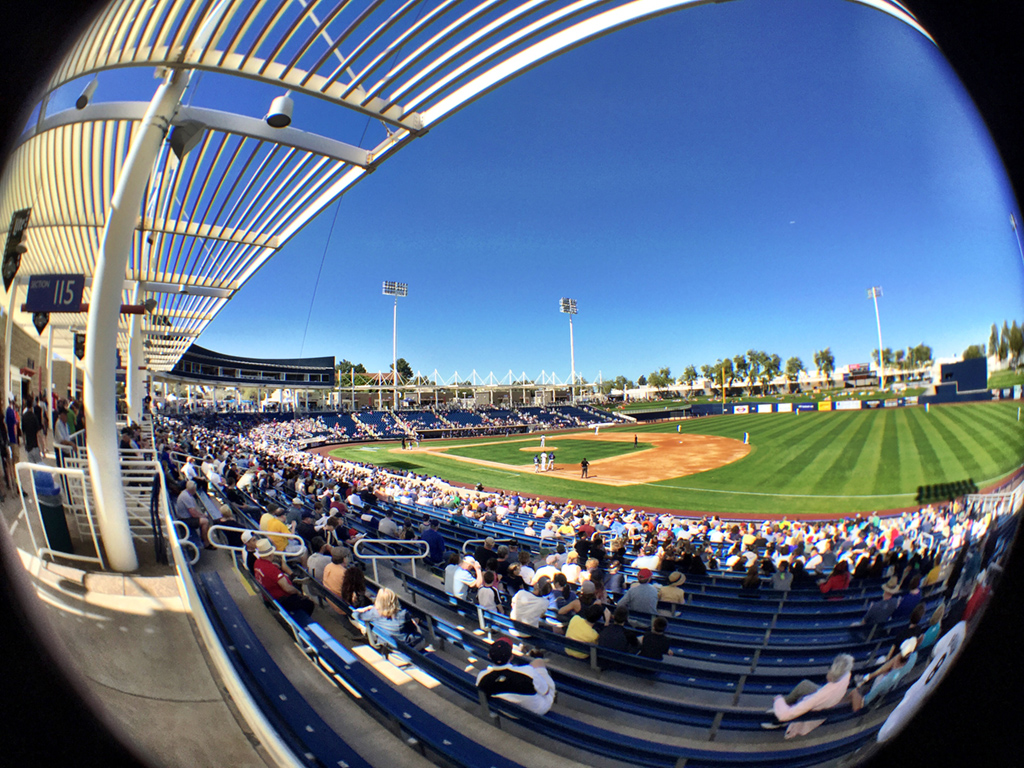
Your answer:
(565, 603), (603, 659)
(259, 507), (308, 566)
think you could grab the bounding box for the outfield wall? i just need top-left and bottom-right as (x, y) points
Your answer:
(686, 386), (1021, 418)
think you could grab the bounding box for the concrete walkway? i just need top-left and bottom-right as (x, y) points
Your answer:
(1, 488), (273, 768)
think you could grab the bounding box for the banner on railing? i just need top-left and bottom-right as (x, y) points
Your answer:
(777, 403), (793, 413)
(835, 400), (862, 411)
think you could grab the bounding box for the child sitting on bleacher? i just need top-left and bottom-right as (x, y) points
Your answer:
(477, 571), (502, 613)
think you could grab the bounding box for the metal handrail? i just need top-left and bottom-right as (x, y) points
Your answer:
(352, 538), (429, 583)
(170, 519), (200, 565)
(15, 461), (105, 569)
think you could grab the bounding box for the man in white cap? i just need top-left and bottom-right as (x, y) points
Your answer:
(851, 637), (919, 711)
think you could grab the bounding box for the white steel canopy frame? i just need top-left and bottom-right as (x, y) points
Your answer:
(0, 0), (935, 571)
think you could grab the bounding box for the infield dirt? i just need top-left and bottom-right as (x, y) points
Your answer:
(405, 431), (751, 486)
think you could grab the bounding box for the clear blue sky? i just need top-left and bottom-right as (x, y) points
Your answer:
(53, 0), (1024, 382)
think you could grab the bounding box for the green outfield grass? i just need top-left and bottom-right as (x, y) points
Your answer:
(328, 401), (1024, 517)
(988, 368), (1024, 389)
(444, 437), (651, 466)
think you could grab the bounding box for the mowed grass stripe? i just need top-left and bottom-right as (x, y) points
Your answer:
(926, 408), (998, 478)
(790, 411), (878, 493)
(941, 406), (1008, 460)
(953, 404), (1024, 458)
(926, 411), (984, 478)
(892, 409), (924, 493)
(767, 412), (861, 491)
(902, 407), (960, 483)
(843, 410), (896, 497)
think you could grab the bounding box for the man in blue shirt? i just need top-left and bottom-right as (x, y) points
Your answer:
(421, 519), (446, 564)
(453, 556), (483, 600)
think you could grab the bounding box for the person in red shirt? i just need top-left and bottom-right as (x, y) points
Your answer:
(818, 560), (851, 599)
(253, 539), (314, 618)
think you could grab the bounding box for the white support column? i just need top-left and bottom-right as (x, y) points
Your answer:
(45, 324), (53, 413)
(4, 280), (18, 401)
(126, 283), (143, 424)
(84, 70), (189, 572)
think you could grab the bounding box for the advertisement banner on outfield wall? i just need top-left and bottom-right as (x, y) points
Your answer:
(817, 401), (833, 411)
(835, 400), (862, 410)
(905, 396), (918, 406)
(796, 403), (817, 412)
(1015, 385), (1022, 399)
(777, 403), (793, 413)
(757, 404), (773, 413)
(733, 405), (749, 414)
(885, 399), (899, 407)
(863, 400), (881, 409)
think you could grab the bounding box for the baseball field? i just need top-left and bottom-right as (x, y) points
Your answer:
(324, 401), (1024, 517)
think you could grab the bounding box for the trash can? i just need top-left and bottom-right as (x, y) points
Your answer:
(34, 471), (73, 555)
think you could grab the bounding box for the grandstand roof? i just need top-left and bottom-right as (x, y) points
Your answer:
(0, 0), (930, 372)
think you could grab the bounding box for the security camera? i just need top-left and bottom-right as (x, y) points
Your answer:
(76, 77), (98, 110)
(265, 92), (293, 128)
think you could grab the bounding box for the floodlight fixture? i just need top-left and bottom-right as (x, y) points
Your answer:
(76, 77), (98, 110)
(383, 280), (408, 407)
(265, 91), (294, 128)
(559, 297), (578, 402)
(867, 286), (885, 385)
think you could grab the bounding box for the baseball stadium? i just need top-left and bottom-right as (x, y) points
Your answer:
(0, 2), (1022, 768)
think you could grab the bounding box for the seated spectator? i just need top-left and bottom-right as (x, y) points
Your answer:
(883, 602), (927, 662)
(561, 551), (583, 584)
(321, 546), (349, 611)
(658, 572), (686, 605)
(817, 560), (851, 598)
(565, 603), (604, 659)
(917, 603), (946, 651)
(252, 539), (314, 619)
(477, 571), (502, 613)
(891, 573), (923, 620)
(355, 587), (423, 648)
(240, 530), (260, 574)
(637, 616), (672, 660)
(762, 653), (854, 738)
(340, 564), (370, 608)
(259, 506), (306, 565)
(420, 519), (446, 565)
(617, 568), (659, 615)
(533, 555), (560, 584)
(852, 576), (901, 639)
(213, 504), (246, 548)
(741, 563), (762, 593)
(771, 560), (792, 591)
(475, 638), (556, 715)
(175, 480), (212, 549)
(598, 605), (639, 654)
(517, 550), (536, 586)
(443, 552), (461, 595)
(852, 638), (918, 711)
(511, 578), (552, 628)
(305, 537), (331, 582)
(453, 556), (484, 601)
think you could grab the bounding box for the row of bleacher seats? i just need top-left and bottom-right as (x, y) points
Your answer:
(159, 421), (1013, 768)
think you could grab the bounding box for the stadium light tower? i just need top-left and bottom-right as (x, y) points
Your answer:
(383, 281), (408, 408)
(867, 286), (885, 385)
(559, 297), (578, 403)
